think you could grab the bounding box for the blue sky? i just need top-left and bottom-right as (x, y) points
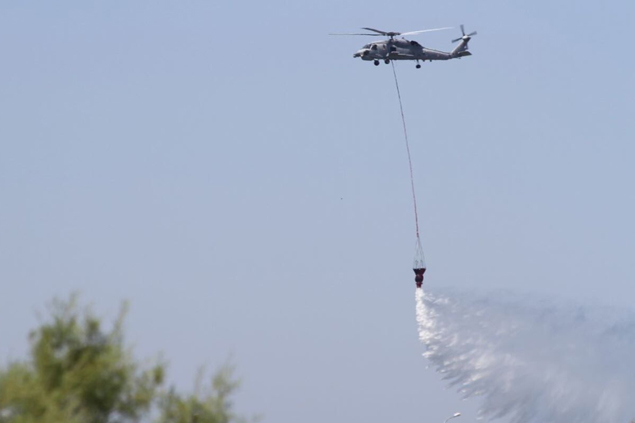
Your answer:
(1, 1), (634, 422)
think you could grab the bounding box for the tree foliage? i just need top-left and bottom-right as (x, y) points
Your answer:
(157, 365), (246, 423)
(0, 296), (250, 423)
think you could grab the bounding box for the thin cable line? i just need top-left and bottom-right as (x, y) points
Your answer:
(391, 61), (420, 239)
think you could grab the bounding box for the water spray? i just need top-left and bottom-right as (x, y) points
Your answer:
(415, 288), (635, 423)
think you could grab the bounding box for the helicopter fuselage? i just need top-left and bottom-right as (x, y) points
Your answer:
(353, 38), (471, 66)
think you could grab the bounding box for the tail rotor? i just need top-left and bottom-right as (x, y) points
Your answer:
(452, 24), (477, 43)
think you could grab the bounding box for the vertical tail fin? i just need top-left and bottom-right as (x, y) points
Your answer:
(451, 25), (477, 58)
(451, 39), (471, 57)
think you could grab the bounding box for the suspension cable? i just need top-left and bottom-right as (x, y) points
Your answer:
(391, 61), (420, 240)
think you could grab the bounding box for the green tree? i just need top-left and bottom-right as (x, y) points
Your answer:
(157, 364), (249, 423)
(0, 296), (164, 423)
(0, 296), (252, 423)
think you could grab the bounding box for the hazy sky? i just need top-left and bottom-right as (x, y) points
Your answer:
(1, 1), (634, 422)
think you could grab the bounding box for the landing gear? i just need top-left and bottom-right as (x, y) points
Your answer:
(374, 60), (380, 66)
(384, 59), (390, 64)
(416, 60), (421, 69)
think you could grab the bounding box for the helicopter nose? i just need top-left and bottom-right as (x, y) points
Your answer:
(353, 50), (362, 58)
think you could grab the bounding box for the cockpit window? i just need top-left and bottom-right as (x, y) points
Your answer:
(362, 44), (371, 49)
(371, 44), (378, 50)
(410, 40), (421, 47)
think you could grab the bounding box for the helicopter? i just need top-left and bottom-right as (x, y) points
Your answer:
(331, 25), (477, 68)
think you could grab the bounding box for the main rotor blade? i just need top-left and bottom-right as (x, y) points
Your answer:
(451, 37), (462, 43)
(467, 31), (478, 37)
(361, 27), (390, 35)
(460, 24), (465, 36)
(401, 27), (454, 36)
(329, 32), (383, 36)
